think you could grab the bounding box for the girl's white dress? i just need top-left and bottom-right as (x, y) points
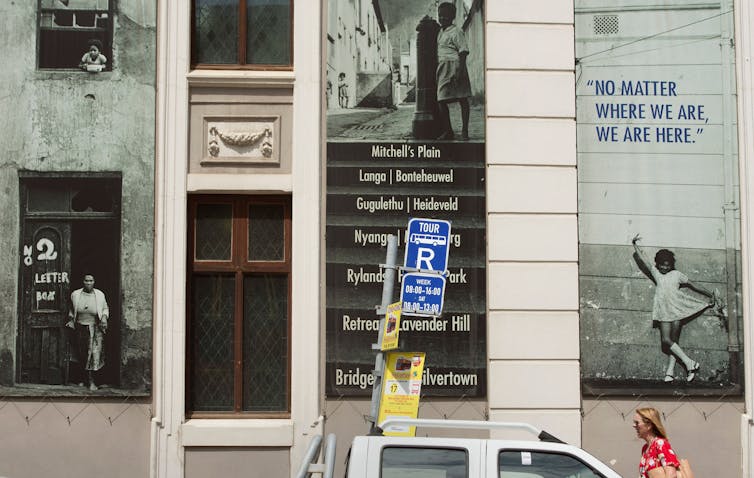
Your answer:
(650, 266), (710, 322)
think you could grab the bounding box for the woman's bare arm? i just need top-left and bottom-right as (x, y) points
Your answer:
(663, 465), (679, 478)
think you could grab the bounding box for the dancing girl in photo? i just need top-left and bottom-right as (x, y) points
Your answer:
(632, 234), (725, 382)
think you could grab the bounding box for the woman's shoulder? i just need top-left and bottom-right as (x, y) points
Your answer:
(654, 437), (669, 447)
(653, 437), (677, 453)
(655, 437), (680, 464)
(645, 437), (668, 452)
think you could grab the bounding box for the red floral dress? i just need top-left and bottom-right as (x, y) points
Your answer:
(639, 437), (680, 477)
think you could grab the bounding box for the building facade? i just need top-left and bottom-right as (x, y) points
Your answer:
(3, 1), (754, 477)
(0, 0), (155, 475)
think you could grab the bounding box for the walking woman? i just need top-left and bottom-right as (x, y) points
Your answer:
(633, 407), (680, 478)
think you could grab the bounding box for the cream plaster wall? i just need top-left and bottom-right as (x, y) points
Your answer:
(487, 118), (576, 166)
(486, 0), (581, 444)
(583, 398), (744, 478)
(0, 401), (150, 478)
(185, 447), (289, 478)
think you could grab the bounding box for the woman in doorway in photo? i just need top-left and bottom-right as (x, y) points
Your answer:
(436, 2), (471, 140)
(67, 274), (109, 391)
(632, 234), (724, 382)
(633, 407), (681, 478)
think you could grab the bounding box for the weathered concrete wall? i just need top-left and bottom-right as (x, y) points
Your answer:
(0, 0), (155, 391)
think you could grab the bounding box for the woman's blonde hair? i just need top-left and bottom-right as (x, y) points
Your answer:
(636, 407), (668, 439)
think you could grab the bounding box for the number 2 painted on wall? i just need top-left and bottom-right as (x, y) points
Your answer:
(36, 238), (58, 261)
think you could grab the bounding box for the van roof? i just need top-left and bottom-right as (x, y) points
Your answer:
(375, 418), (565, 443)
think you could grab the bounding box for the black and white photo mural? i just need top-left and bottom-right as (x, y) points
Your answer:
(17, 175), (124, 391)
(325, 0), (486, 397)
(575, 0), (743, 395)
(0, 0), (155, 396)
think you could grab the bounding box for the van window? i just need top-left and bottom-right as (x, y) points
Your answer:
(499, 450), (605, 478)
(382, 447), (468, 478)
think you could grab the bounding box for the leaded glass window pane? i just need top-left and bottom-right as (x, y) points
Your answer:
(242, 275), (288, 411)
(195, 203), (232, 260)
(194, 0), (239, 64)
(248, 204), (284, 261)
(191, 275), (235, 411)
(188, 196), (290, 416)
(245, 0), (291, 65)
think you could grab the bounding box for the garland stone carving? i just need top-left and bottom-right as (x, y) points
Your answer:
(208, 126), (273, 158)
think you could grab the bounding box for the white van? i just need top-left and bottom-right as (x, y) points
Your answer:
(297, 418), (623, 478)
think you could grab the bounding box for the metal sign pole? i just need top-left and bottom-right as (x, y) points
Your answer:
(368, 234), (398, 434)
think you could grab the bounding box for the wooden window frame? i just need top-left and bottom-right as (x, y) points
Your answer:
(186, 195), (292, 418)
(190, 0), (294, 70)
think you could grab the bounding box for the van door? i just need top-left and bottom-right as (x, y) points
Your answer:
(486, 440), (623, 478)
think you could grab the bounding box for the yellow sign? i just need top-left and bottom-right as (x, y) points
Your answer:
(381, 302), (401, 351)
(377, 352), (425, 436)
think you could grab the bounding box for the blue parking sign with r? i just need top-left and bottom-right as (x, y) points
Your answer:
(404, 218), (451, 273)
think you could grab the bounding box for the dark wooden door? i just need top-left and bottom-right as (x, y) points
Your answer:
(18, 222), (72, 384)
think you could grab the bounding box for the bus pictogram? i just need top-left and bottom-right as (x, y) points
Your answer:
(409, 233), (447, 246)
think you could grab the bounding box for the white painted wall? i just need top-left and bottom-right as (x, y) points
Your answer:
(486, 0), (581, 446)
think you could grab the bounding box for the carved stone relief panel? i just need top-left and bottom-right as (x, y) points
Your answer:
(188, 87), (293, 174)
(202, 116), (280, 165)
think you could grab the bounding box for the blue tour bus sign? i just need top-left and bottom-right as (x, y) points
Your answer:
(402, 218), (451, 316)
(404, 218), (451, 273)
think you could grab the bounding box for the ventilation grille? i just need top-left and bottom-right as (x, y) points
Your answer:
(594, 15), (619, 35)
